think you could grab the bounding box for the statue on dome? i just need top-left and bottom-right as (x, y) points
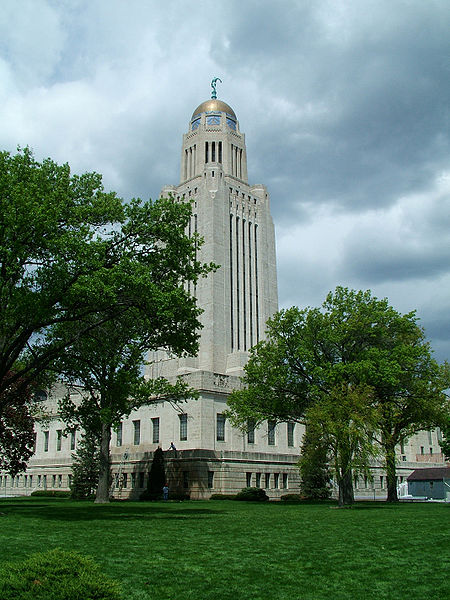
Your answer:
(211, 77), (222, 99)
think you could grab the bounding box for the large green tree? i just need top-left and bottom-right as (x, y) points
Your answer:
(0, 148), (212, 474)
(54, 310), (199, 503)
(228, 287), (449, 504)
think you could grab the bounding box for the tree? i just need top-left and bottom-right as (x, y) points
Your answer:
(0, 371), (35, 476)
(298, 421), (331, 500)
(304, 384), (379, 504)
(1, 148), (123, 395)
(144, 447), (166, 500)
(228, 287), (449, 504)
(53, 310), (201, 503)
(438, 415), (450, 461)
(70, 431), (100, 499)
(0, 148), (213, 477)
(49, 192), (212, 502)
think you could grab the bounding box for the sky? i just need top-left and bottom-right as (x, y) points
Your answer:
(1, 0), (449, 363)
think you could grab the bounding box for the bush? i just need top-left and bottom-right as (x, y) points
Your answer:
(234, 487), (269, 502)
(209, 493), (237, 500)
(30, 490), (70, 498)
(280, 494), (306, 502)
(0, 548), (121, 600)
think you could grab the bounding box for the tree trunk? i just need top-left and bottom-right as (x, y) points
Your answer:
(385, 441), (398, 502)
(95, 422), (111, 503)
(338, 469), (354, 506)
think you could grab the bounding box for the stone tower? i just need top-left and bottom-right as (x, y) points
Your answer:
(147, 93), (278, 380)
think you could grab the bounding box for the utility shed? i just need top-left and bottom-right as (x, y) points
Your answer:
(407, 467), (450, 500)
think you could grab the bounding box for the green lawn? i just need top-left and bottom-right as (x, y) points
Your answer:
(0, 498), (449, 600)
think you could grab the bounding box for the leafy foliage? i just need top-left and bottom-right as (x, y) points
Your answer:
(0, 372), (35, 475)
(29, 490), (70, 498)
(0, 548), (121, 600)
(439, 415), (450, 460)
(298, 422), (332, 500)
(228, 287), (449, 504)
(234, 487), (269, 501)
(70, 431), (100, 500)
(0, 148), (214, 484)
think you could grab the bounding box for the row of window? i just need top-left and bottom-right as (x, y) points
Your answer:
(0, 473), (66, 488)
(114, 416), (296, 447)
(246, 472), (289, 490)
(354, 475), (407, 490)
(40, 429), (77, 453)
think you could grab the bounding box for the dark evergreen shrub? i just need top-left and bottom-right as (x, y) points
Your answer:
(70, 431), (100, 499)
(0, 548), (121, 600)
(234, 487), (269, 501)
(143, 447), (166, 500)
(30, 490), (70, 498)
(298, 423), (332, 500)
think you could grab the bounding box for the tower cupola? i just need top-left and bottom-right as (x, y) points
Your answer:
(181, 79), (247, 184)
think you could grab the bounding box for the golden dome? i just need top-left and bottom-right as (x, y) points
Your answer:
(191, 99), (236, 120)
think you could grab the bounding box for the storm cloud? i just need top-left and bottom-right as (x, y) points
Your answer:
(1, 0), (449, 362)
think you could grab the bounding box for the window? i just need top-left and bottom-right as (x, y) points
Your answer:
(70, 430), (76, 451)
(216, 414), (225, 442)
(52, 474), (56, 487)
(256, 473), (261, 488)
(420, 446), (424, 455)
(44, 431), (49, 452)
(131, 473), (136, 489)
(179, 414), (187, 441)
(208, 471), (214, 489)
(265, 473), (270, 489)
(287, 422), (295, 447)
(56, 430), (62, 451)
(139, 472), (145, 488)
(116, 423), (123, 447)
(38, 475), (42, 487)
(43, 475), (47, 489)
(246, 472), (252, 487)
(183, 471), (189, 489)
(380, 475), (384, 489)
(152, 418), (160, 444)
(122, 473), (128, 488)
(430, 447), (433, 455)
(29, 474), (32, 487)
(133, 420), (141, 445)
(282, 473), (288, 489)
(274, 473), (279, 489)
(58, 474), (62, 488)
(247, 419), (255, 444)
(268, 421), (276, 446)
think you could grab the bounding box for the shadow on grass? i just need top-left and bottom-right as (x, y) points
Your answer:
(0, 498), (224, 521)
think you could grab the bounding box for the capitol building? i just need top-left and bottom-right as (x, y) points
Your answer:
(1, 87), (446, 499)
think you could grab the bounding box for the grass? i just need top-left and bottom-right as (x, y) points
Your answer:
(0, 497), (449, 600)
